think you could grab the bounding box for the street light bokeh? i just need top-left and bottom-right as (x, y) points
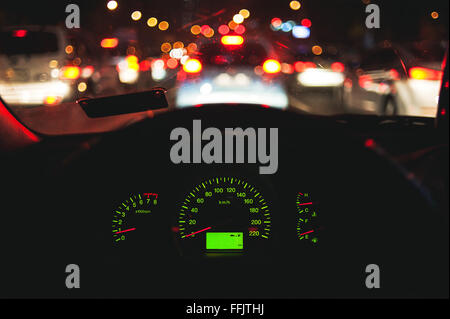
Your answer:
(107, 1), (118, 11)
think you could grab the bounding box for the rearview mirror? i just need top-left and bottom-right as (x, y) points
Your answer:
(77, 88), (168, 118)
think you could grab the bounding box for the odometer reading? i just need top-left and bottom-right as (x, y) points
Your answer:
(177, 177), (271, 253)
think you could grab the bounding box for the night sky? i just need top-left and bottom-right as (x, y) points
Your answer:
(0, 0), (448, 48)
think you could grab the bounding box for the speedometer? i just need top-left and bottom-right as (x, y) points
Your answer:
(176, 177), (271, 254)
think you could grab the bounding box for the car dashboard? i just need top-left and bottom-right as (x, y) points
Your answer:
(1, 105), (448, 298)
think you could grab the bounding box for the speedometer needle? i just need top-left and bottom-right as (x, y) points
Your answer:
(182, 227), (212, 238)
(114, 228), (136, 234)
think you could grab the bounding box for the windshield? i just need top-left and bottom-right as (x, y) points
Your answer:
(0, 0), (448, 134)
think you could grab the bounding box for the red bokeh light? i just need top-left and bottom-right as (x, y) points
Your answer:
(301, 18), (312, 28)
(234, 24), (246, 34)
(218, 24), (230, 35)
(271, 18), (282, 27)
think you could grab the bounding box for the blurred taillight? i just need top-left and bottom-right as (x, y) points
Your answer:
(389, 69), (400, 80)
(263, 59), (281, 74)
(331, 62), (345, 73)
(409, 67), (442, 81)
(125, 55), (139, 71)
(281, 63), (294, 74)
(81, 65), (94, 78)
(294, 61), (305, 72)
(294, 61), (316, 72)
(359, 74), (373, 89)
(60, 66), (80, 80)
(221, 35), (244, 46)
(13, 30), (27, 37)
(44, 95), (62, 106)
(139, 60), (152, 71)
(101, 38), (119, 48)
(183, 58), (202, 73)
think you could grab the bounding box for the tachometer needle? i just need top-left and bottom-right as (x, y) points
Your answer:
(298, 230), (314, 236)
(182, 227), (212, 238)
(114, 228), (136, 234)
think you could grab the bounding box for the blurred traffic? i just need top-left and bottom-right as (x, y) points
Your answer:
(0, 0), (448, 119)
(175, 35), (288, 108)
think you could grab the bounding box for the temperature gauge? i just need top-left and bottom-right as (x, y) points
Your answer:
(296, 192), (320, 245)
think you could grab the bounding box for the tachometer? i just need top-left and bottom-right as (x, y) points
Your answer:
(112, 193), (158, 244)
(176, 177), (271, 254)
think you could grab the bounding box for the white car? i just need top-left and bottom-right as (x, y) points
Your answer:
(288, 52), (348, 108)
(0, 26), (75, 106)
(344, 43), (445, 117)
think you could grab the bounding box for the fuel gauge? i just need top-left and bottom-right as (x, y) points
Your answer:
(296, 192), (320, 245)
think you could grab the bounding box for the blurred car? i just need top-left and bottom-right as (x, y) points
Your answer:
(0, 25), (76, 106)
(63, 31), (103, 98)
(344, 42), (445, 116)
(175, 35), (288, 109)
(288, 50), (347, 106)
(96, 29), (148, 95)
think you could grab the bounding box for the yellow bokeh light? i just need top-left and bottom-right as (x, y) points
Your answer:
(65, 45), (74, 54)
(159, 21), (169, 31)
(107, 1), (118, 11)
(263, 59), (281, 74)
(173, 41), (184, 49)
(290, 1), (301, 10)
(204, 28), (214, 38)
(161, 42), (172, 53)
(312, 45), (323, 55)
(233, 14), (244, 24)
(183, 58), (202, 73)
(131, 11), (142, 21)
(187, 43), (198, 53)
(44, 96), (59, 105)
(77, 82), (87, 92)
(239, 9), (250, 19)
(228, 20), (238, 30)
(191, 25), (201, 35)
(147, 17), (158, 27)
(431, 11), (439, 19)
(49, 60), (58, 68)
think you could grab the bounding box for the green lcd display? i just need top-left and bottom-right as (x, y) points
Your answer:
(206, 232), (244, 250)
